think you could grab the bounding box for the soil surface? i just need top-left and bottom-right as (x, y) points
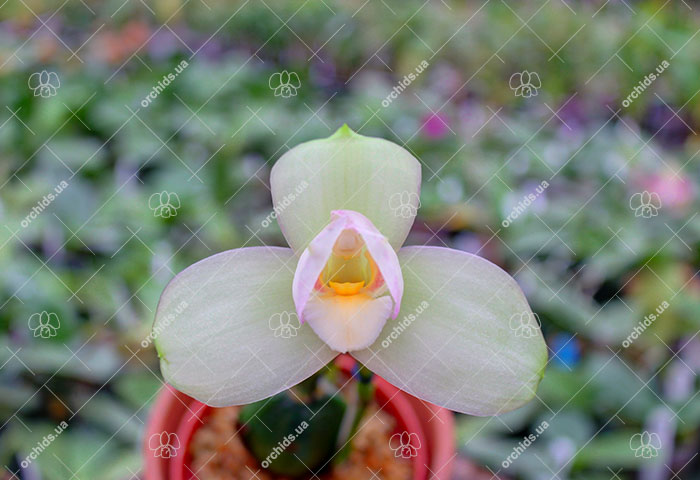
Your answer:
(189, 404), (412, 479)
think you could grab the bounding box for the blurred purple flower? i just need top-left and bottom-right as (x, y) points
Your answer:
(556, 96), (587, 131)
(421, 112), (450, 139)
(147, 30), (182, 60)
(641, 103), (694, 147)
(310, 57), (339, 91)
(642, 172), (694, 210)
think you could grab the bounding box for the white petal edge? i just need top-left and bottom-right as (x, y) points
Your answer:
(292, 212), (350, 322)
(270, 125), (421, 253)
(352, 246), (548, 416)
(154, 247), (336, 407)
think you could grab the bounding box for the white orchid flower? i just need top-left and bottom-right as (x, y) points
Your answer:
(153, 125), (547, 416)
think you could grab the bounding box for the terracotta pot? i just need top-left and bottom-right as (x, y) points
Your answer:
(145, 369), (455, 479)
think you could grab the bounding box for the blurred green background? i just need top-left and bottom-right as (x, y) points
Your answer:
(1, 0), (699, 478)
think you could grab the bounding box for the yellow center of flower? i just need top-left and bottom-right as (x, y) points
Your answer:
(328, 280), (365, 295)
(320, 229), (378, 296)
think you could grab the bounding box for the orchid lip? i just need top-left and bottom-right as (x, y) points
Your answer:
(291, 210), (403, 352)
(293, 210), (403, 322)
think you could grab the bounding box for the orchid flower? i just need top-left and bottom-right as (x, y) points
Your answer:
(153, 125), (547, 416)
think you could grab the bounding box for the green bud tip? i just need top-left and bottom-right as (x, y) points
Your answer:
(329, 124), (360, 139)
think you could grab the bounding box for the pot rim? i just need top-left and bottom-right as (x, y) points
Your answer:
(170, 366), (429, 480)
(144, 369), (455, 479)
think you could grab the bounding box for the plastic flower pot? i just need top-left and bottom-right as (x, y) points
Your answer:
(171, 377), (428, 480)
(144, 363), (454, 479)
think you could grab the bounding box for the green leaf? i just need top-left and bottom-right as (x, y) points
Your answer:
(239, 392), (346, 477)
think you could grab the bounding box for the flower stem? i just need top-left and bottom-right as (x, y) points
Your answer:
(335, 363), (374, 464)
(294, 369), (322, 400)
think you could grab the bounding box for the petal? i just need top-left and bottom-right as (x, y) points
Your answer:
(351, 211), (403, 317)
(154, 246), (336, 407)
(292, 210), (403, 321)
(292, 212), (351, 320)
(352, 246), (548, 416)
(270, 125), (421, 252)
(304, 294), (393, 353)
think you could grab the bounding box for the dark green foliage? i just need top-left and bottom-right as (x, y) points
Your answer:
(239, 392), (346, 477)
